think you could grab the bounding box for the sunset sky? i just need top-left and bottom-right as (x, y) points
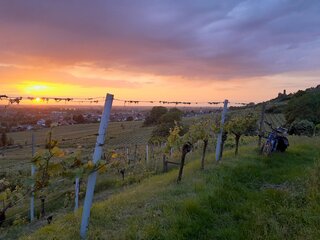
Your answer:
(0, 0), (319, 104)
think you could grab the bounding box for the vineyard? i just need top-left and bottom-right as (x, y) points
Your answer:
(264, 114), (286, 130)
(0, 120), (158, 238)
(0, 105), (290, 239)
(0, 114), (211, 237)
(21, 136), (320, 240)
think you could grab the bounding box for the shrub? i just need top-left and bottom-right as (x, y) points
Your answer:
(289, 120), (315, 136)
(314, 124), (320, 136)
(143, 106), (168, 126)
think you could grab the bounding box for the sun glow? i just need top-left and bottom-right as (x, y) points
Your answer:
(25, 84), (49, 93)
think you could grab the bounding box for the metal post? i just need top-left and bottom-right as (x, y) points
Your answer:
(30, 132), (35, 222)
(74, 177), (80, 212)
(80, 94), (114, 239)
(215, 100), (228, 161)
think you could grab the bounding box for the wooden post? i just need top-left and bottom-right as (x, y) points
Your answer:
(258, 103), (266, 147)
(74, 177), (80, 212)
(30, 132), (35, 222)
(80, 94), (113, 239)
(215, 100), (228, 161)
(177, 142), (192, 183)
(163, 154), (168, 173)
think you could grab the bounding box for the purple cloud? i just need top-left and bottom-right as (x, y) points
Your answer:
(0, 0), (319, 81)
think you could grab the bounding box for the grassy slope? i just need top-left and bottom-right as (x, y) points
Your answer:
(23, 136), (320, 240)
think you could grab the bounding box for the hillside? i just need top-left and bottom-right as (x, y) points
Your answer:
(23, 136), (320, 240)
(261, 85), (320, 115)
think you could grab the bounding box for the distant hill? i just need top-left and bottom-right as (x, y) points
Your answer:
(229, 85), (320, 134)
(264, 85), (320, 114)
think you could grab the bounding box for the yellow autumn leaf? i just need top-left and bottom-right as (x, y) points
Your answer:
(51, 147), (65, 157)
(111, 153), (118, 159)
(84, 160), (95, 170)
(98, 164), (107, 173)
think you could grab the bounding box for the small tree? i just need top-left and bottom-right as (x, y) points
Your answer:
(32, 130), (65, 217)
(226, 113), (257, 155)
(151, 108), (185, 140)
(159, 108), (183, 124)
(165, 124), (193, 182)
(0, 179), (23, 226)
(144, 106), (168, 126)
(186, 118), (217, 170)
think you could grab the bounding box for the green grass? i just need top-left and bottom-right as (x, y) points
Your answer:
(19, 136), (320, 240)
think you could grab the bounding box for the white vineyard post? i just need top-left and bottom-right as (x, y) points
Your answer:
(74, 177), (80, 212)
(215, 100), (228, 161)
(30, 132), (35, 222)
(80, 93), (114, 239)
(146, 144), (149, 164)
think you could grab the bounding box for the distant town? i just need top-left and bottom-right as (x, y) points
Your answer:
(0, 105), (219, 133)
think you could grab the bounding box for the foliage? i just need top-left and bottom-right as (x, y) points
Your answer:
(184, 118), (218, 169)
(33, 144), (65, 191)
(143, 106), (168, 126)
(31, 129), (88, 217)
(285, 90), (320, 124)
(185, 118), (217, 144)
(315, 124), (320, 136)
(0, 178), (24, 226)
(165, 124), (183, 153)
(150, 111), (184, 142)
(225, 113), (258, 155)
(159, 108), (183, 124)
(288, 119), (315, 137)
(151, 122), (174, 140)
